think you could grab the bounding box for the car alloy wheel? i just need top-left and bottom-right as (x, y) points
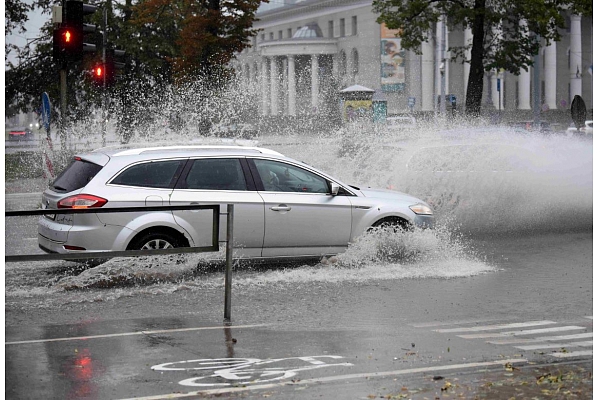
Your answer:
(141, 239), (174, 250)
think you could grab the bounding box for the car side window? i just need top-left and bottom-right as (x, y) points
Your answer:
(184, 158), (247, 191)
(254, 159), (329, 193)
(111, 160), (183, 188)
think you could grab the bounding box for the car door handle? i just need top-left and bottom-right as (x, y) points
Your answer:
(270, 205), (291, 212)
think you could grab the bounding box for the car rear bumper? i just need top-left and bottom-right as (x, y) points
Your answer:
(38, 233), (66, 254)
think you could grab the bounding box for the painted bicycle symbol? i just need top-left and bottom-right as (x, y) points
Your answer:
(151, 356), (354, 387)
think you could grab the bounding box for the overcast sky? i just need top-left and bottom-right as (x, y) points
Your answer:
(5, 2), (50, 67)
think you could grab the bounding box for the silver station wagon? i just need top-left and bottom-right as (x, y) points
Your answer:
(38, 146), (434, 260)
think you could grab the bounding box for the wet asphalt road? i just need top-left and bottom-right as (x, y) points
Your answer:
(5, 211), (593, 399)
(4, 128), (594, 398)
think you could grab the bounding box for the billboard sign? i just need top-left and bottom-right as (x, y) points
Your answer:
(380, 24), (405, 92)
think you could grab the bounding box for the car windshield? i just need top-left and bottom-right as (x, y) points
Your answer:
(50, 159), (103, 193)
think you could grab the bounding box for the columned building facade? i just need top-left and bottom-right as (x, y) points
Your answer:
(235, 0), (593, 116)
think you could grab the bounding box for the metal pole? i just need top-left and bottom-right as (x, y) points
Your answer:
(60, 68), (67, 150)
(498, 76), (501, 122)
(102, 6), (107, 146)
(532, 36), (541, 129)
(224, 204), (234, 322)
(440, 16), (446, 118)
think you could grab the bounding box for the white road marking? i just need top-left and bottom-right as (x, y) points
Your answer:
(434, 320), (556, 333)
(551, 350), (593, 358)
(117, 359), (529, 400)
(411, 318), (500, 328)
(458, 326), (586, 339)
(488, 332), (593, 345)
(5, 324), (269, 345)
(515, 341), (593, 351)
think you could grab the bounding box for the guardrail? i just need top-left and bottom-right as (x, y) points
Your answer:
(5, 203), (236, 321)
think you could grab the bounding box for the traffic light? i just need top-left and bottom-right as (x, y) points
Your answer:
(53, 1), (99, 63)
(105, 49), (126, 86)
(53, 26), (79, 62)
(91, 63), (105, 86)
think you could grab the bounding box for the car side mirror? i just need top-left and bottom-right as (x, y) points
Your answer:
(330, 183), (340, 196)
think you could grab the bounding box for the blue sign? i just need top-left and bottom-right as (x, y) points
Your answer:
(408, 96), (416, 107)
(41, 92), (51, 131)
(497, 78), (501, 92)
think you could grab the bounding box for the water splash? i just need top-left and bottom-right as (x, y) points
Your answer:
(263, 124), (593, 235)
(8, 78), (592, 304)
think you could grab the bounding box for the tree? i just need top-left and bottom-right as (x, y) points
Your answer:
(5, 0), (55, 59)
(372, 0), (593, 117)
(129, 0), (264, 84)
(5, 0), (267, 127)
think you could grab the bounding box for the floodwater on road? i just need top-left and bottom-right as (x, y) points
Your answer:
(4, 124), (593, 327)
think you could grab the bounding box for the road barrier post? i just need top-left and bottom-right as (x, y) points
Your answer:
(224, 204), (234, 322)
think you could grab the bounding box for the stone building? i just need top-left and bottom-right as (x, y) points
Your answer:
(234, 0), (593, 118)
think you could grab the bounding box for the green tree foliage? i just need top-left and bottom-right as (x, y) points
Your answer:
(372, 0), (593, 117)
(128, 0), (263, 83)
(5, 0), (266, 126)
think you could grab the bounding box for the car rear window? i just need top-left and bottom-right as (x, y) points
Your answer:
(183, 158), (247, 191)
(111, 160), (184, 188)
(50, 159), (103, 193)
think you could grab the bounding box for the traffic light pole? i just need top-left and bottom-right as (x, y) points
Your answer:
(102, 6), (107, 146)
(60, 67), (67, 149)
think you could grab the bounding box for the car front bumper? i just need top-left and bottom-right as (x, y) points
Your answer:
(413, 214), (435, 229)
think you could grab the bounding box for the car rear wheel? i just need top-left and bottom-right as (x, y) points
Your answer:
(128, 231), (183, 251)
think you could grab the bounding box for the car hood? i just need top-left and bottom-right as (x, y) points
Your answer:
(357, 187), (425, 205)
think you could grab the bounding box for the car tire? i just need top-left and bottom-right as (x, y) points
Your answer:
(128, 231), (183, 250)
(370, 217), (410, 232)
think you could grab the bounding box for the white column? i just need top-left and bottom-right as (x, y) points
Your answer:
(252, 61), (258, 84)
(464, 28), (473, 100)
(421, 30), (435, 111)
(270, 56), (278, 115)
(261, 57), (269, 115)
(282, 58), (288, 113)
(518, 20), (531, 110)
(544, 40), (557, 109)
(288, 55), (296, 116)
(570, 14), (583, 98)
(332, 53), (339, 79)
(311, 54), (319, 111)
(518, 67), (531, 110)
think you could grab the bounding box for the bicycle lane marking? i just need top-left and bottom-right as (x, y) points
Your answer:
(152, 356), (355, 387)
(122, 358), (528, 400)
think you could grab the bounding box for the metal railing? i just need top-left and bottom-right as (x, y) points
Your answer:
(5, 203), (236, 321)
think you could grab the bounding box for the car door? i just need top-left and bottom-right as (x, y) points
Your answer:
(169, 157), (264, 258)
(97, 158), (185, 228)
(249, 158), (352, 257)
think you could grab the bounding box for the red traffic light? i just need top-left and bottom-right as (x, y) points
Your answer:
(91, 64), (105, 86)
(64, 30), (72, 43)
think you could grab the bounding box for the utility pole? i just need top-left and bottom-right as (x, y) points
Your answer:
(532, 36), (541, 130)
(439, 16), (447, 119)
(102, 5), (108, 146)
(59, 0), (67, 149)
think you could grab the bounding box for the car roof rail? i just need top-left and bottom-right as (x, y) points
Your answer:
(106, 145), (284, 157)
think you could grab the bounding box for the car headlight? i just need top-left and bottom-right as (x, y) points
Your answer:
(409, 203), (433, 215)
